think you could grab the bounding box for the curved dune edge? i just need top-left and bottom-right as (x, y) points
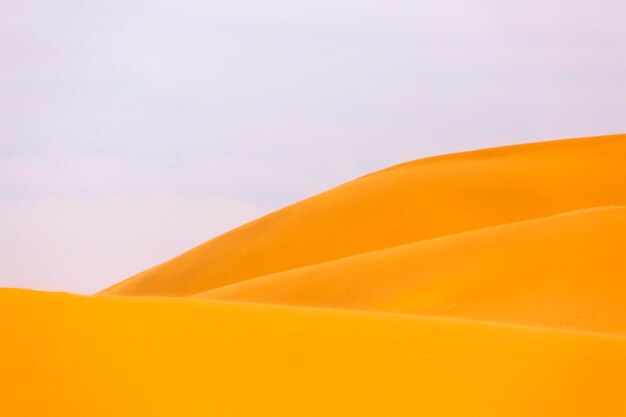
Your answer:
(2, 288), (626, 417)
(99, 134), (626, 297)
(195, 206), (626, 335)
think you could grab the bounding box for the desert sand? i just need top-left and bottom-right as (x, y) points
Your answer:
(2, 134), (626, 416)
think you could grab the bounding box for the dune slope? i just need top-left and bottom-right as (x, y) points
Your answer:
(5, 135), (626, 416)
(2, 288), (626, 417)
(197, 206), (626, 335)
(100, 134), (626, 297)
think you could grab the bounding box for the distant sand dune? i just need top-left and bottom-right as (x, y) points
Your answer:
(3, 134), (626, 416)
(197, 206), (626, 335)
(99, 134), (626, 297)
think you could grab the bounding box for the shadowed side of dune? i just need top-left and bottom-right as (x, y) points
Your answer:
(196, 206), (626, 335)
(2, 288), (626, 417)
(99, 134), (626, 297)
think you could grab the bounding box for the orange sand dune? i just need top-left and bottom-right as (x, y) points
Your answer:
(100, 134), (626, 297)
(197, 206), (626, 335)
(3, 134), (626, 416)
(2, 288), (626, 417)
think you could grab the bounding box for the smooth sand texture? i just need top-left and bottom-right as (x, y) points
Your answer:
(197, 206), (626, 334)
(100, 134), (626, 297)
(2, 289), (626, 417)
(3, 134), (626, 416)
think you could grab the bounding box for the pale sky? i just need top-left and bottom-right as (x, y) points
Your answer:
(1, 0), (624, 293)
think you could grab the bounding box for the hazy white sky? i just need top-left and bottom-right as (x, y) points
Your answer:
(1, 0), (624, 293)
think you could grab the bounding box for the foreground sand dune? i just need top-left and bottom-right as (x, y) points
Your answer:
(3, 134), (626, 416)
(2, 289), (626, 417)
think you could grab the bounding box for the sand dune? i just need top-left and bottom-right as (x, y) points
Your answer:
(2, 289), (626, 417)
(197, 206), (626, 334)
(3, 134), (626, 416)
(100, 134), (626, 297)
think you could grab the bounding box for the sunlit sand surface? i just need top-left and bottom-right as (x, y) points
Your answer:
(198, 206), (626, 335)
(2, 134), (626, 416)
